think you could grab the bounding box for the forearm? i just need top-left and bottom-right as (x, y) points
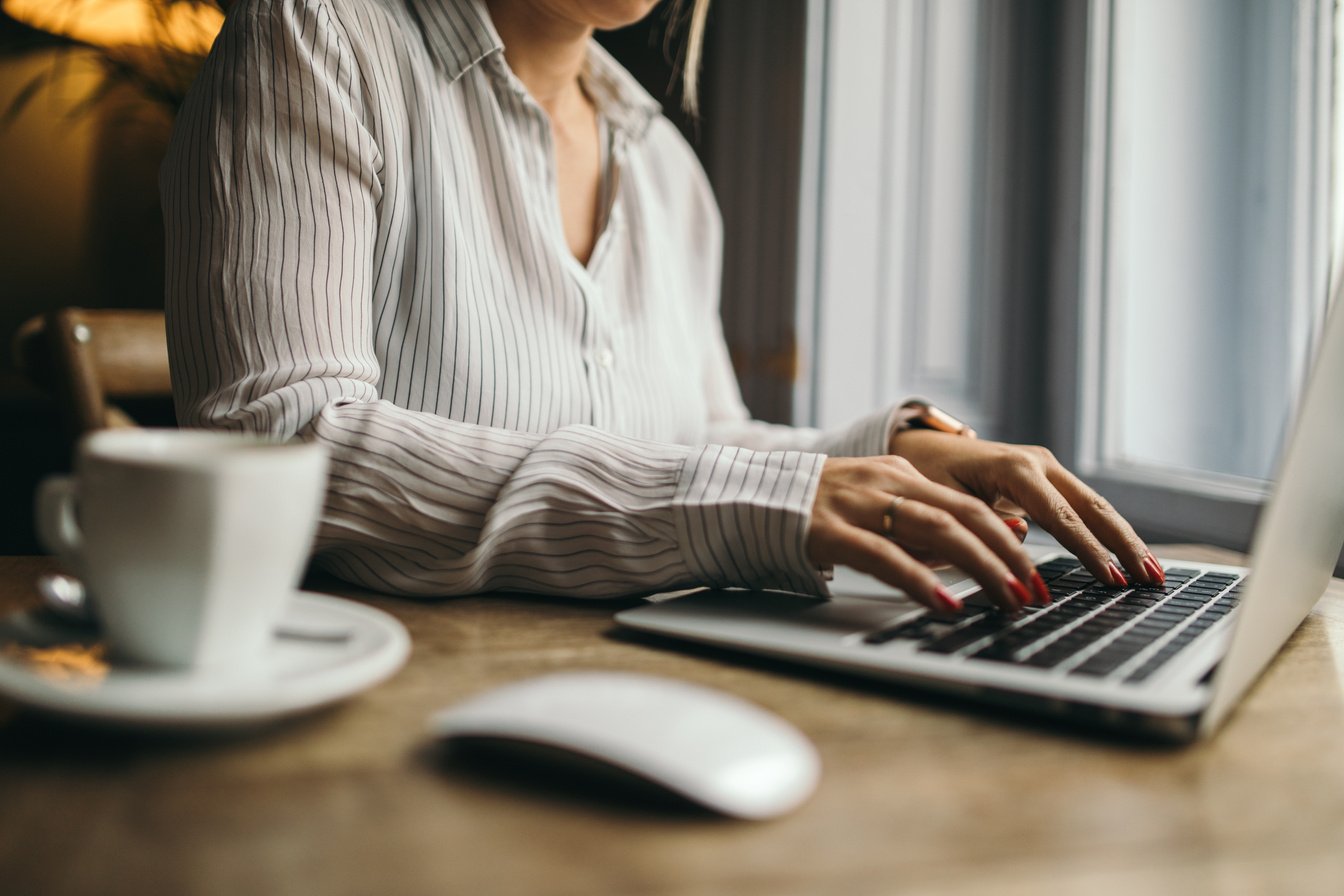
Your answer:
(303, 400), (830, 598)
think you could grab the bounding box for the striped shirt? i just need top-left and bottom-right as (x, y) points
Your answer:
(161, 0), (898, 598)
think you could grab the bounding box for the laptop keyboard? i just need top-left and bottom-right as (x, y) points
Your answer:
(862, 557), (1243, 684)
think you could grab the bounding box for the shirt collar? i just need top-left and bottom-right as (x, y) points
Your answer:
(404, 0), (661, 142)
(580, 41), (662, 143)
(403, 0), (502, 83)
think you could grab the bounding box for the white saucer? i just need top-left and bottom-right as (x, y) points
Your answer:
(0, 592), (410, 731)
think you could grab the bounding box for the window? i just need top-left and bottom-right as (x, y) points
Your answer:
(800, 0), (1004, 436)
(1074, 0), (1334, 543)
(794, 0), (1337, 551)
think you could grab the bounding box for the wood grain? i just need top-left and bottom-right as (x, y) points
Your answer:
(1, 551), (1342, 896)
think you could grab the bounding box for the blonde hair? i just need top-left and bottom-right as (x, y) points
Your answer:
(676, 0), (712, 115)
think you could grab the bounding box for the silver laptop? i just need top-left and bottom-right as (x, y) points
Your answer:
(617, 295), (1344, 743)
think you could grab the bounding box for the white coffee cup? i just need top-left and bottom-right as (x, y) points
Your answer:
(36, 429), (329, 669)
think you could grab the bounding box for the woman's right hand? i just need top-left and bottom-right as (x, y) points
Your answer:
(805, 456), (1048, 614)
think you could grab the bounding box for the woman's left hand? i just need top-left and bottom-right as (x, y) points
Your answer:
(889, 428), (1165, 587)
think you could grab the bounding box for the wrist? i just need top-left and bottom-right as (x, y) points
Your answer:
(887, 399), (976, 455)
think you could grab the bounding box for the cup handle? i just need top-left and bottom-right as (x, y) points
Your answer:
(36, 475), (85, 571)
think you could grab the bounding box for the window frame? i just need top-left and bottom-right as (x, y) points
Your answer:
(1063, 0), (1336, 549)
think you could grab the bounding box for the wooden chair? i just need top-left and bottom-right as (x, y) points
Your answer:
(12, 308), (174, 452)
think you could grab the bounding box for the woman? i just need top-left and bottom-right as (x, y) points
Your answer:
(162, 0), (1163, 612)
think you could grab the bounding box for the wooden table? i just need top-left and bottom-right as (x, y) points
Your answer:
(2, 549), (1343, 895)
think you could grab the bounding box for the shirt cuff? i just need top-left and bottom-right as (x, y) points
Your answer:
(810, 405), (903, 458)
(673, 445), (831, 596)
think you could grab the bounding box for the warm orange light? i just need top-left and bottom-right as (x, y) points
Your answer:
(2, 0), (225, 55)
(2, 642), (109, 684)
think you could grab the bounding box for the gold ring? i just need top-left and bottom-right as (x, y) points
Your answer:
(882, 496), (907, 536)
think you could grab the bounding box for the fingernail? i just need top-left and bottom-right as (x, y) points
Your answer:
(934, 586), (962, 612)
(1144, 553), (1166, 584)
(1004, 517), (1027, 532)
(1005, 575), (1032, 608)
(1107, 563), (1128, 587)
(1031, 571), (1051, 605)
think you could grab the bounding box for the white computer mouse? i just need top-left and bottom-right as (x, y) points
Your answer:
(428, 671), (820, 819)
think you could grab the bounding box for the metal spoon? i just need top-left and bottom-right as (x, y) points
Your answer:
(35, 573), (96, 628)
(35, 573), (352, 644)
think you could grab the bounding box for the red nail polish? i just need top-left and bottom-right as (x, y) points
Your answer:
(1145, 552), (1166, 584)
(1005, 518), (1026, 531)
(1031, 571), (1051, 605)
(1005, 575), (1032, 607)
(935, 586), (962, 612)
(1107, 563), (1128, 587)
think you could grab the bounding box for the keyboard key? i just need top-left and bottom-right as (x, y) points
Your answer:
(1053, 635), (1098, 652)
(1069, 626), (1169, 676)
(1165, 594), (1205, 607)
(969, 644), (1021, 663)
(1179, 590), (1218, 604)
(1023, 650), (1074, 668)
(958, 590), (997, 610)
(963, 618), (1081, 663)
(1021, 615), (1075, 635)
(1114, 634), (1158, 652)
(921, 619), (1006, 654)
(1162, 603), (1203, 617)
(1025, 636), (1086, 660)
(1036, 559), (1081, 581)
(863, 619), (931, 645)
(1124, 632), (1209, 683)
(984, 635), (1034, 654)
(1071, 656), (1128, 677)
(1125, 662), (1162, 683)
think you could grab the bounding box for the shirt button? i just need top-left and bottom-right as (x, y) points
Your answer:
(595, 349), (614, 369)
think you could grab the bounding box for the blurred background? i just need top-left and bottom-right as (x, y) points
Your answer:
(1, 1), (203, 551)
